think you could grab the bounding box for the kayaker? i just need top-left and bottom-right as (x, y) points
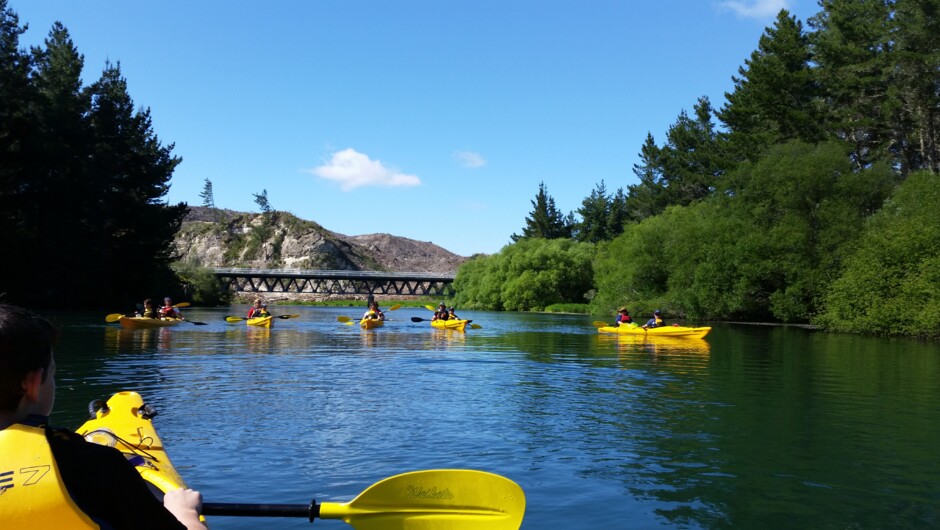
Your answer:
(448, 307), (460, 320)
(159, 297), (183, 320)
(432, 302), (448, 321)
(642, 310), (665, 329)
(140, 298), (158, 319)
(257, 303), (271, 318)
(363, 302), (385, 320)
(0, 303), (206, 530)
(247, 298), (264, 319)
(616, 307), (633, 326)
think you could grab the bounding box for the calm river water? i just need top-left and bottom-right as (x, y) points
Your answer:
(46, 306), (939, 529)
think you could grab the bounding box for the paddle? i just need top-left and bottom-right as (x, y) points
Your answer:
(225, 314), (300, 323)
(410, 316), (481, 329)
(592, 321), (610, 327)
(201, 469), (525, 529)
(336, 304), (402, 325)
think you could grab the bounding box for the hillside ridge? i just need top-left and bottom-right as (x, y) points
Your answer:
(175, 207), (468, 274)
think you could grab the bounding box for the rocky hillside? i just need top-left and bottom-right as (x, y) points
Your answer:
(175, 207), (467, 274)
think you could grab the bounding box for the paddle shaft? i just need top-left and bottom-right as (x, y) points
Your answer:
(202, 501), (316, 520)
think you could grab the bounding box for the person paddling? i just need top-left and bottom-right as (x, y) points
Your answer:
(642, 310), (665, 329)
(0, 303), (205, 529)
(432, 302), (448, 321)
(159, 297), (183, 320)
(616, 307), (633, 326)
(363, 302), (385, 321)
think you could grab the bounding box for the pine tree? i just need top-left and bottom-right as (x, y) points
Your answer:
(83, 61), (187, 305)
(511, 182), (571, 241)
(576, 181), (610, 243)
(718, 10), (822, 161)
(809, 0), (895, 170)
(200, 177), (215, 208)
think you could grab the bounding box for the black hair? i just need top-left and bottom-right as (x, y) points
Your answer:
(0, 304), (58, 412)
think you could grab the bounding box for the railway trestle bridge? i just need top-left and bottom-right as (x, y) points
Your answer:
(211, 268), (456, 297)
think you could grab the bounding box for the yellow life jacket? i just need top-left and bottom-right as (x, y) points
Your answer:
(0, 424), (98, 529)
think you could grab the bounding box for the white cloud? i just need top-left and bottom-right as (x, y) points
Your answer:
(719, 0), (789, 19)
(454, 150), (487, 168)
(308, 148), (420, 191)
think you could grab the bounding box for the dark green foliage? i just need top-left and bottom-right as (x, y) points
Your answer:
(454, 239), (595, 311)
(511, 182), (573, 241)
(171, 261), (231, 306)
(594, 141), (897, 323)
(0, 5), (186, 308)
(817, 171), (940, 337)
(626, 97), (730, 221)
(718, 10), (822, 160)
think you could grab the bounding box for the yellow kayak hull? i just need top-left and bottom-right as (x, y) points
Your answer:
(360, 318), (384, 329)
(598, 324), (712, 339)
(247, 315), (273, 328)
(119, 317), (184, 330)
(76, 391), (187, 495)
(431, 319), (469, 331)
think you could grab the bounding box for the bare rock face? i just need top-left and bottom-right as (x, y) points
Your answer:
(175, 207), (467, 274)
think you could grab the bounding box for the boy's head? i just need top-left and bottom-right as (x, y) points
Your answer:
(0, 304), (58, 413)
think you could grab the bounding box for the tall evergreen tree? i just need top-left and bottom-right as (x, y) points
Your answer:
(575, 181), (610, 243)
(0, 0), (35, 247)
(809, 0), (896, 170)
(626, 133), (667, 221)
(511, 182), (572, 241)
(606, 187), (629, 239)
(199, 177), (215, 208)
(24, 23), (89, 298)
(82, 61), (187, 305)
(892, 0), (940, 173)
(718, 10), (822, 161)
(626, 98), (729, 220)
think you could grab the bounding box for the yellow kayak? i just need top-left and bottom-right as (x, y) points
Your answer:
(360, 318), (384, 329)
(597, 323), (712, 339)
(247, 315), (273, 328)
(431, 319), (469, 331)
(76, 391), (189, 496)
(118, 316), (184, 330)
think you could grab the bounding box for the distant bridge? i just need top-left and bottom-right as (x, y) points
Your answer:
(211, 268), (456, 297)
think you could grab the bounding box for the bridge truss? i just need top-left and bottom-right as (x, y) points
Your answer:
(212, 268), (456, 297)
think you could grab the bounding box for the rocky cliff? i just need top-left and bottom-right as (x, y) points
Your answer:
(175, 207), (467, 274)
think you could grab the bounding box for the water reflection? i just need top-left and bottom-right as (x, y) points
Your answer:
(47, 310), (940, 530)
(599, 333), (712, 355)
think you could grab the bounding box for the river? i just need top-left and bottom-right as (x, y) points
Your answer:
(46, 306), (939, 529)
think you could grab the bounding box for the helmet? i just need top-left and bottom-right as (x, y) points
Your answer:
(654, 310), (661, 315)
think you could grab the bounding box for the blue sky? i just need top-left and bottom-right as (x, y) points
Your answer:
(14, 0), (819, 257)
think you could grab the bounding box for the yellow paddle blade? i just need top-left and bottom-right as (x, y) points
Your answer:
(173, 302), (191, 308)
(592, 321), (610, 328)
(225, 316), (247, 323)
(425, 305), (437, 312)
(337, 316), (352, 323)
(469, 323), (482, 329)
(387, 304), (402, 311)
(105, 313), (124, 323)
(318, 469), (525, 530)
(344, 321), (356, 326)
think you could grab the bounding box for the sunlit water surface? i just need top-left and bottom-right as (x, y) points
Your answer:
(48, 307), (939, 529)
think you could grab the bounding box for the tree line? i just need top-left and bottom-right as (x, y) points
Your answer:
(0, 0), (187, 308)
(454, 2), (940, 338)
